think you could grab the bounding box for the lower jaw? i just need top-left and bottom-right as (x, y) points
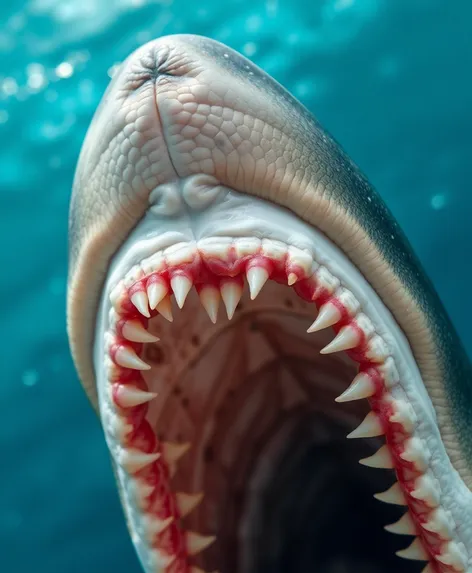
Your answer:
(92, 186), (470, 572)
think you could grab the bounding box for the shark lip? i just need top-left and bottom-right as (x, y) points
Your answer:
(68, 35), (472, 573)
(89, 178), (470, 573)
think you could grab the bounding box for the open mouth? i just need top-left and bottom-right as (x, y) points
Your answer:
(67, 35), (472, 573)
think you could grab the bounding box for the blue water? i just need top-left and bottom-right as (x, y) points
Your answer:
(1, 1), (471, 571)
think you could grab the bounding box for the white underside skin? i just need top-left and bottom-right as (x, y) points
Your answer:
(93, 175), (472, 571)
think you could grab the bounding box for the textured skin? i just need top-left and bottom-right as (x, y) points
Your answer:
(68, 34), (472, 487)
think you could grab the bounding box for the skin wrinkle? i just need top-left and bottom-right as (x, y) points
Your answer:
(68, 35), (472, 494)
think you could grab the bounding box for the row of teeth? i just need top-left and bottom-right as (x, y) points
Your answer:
(104, 238), (468, 572)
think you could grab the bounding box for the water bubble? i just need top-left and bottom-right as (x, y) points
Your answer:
(243, 42), (257, 57)
(431, 193), (446, 210)
(22, 370), (39, 387)
(26, 63), (47, 91)
(107, 63), (122, 79)
(55, 62), (74, 79)
(1, 77), (18, 97)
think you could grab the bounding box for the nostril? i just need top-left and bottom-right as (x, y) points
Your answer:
(126, 46), (176, 91)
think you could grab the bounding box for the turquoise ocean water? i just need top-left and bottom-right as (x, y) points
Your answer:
(1, 1), (471, 571)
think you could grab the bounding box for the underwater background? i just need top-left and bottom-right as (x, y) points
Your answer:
(1, 0), (471, 571)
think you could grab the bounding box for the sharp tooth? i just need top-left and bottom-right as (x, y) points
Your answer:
(115, 346), (151, 370)
(147, 280), (167, 310)
(385, 512), (416, 535)
(374, 482), (406, 505)
(176, 492), (203, 517)
(389, 400), (417, 433)
(143, 515), (174, 539)
(421, 507), (455, 539)
(186, 532), (216, 555)
(199, 286), (220, 324)
(247, 266), (269, 299)
(156, 295), (173, 322)
(115, 385), (157, 408)
(421, 566), (434, 573)
(335, 372), (375, 402)
(320, 325), (360, 354)
(287, 272), (298, 286)
(400, 437), (430, 472)
(151, 550), (176, 569)
(122, 320), (159, 343)
(436, 541), (468, 570)
(220, 281), (242, 319)
(170, 274), (192, 308)
(359, 444), (394, 469)
(411, 474), (441, 507)
(118, 449), (160, 473)
(162, 442), (191, 465)
(347, 411), (383, 439)
(130, 291), (150, 318)
(396, 538), (428, 561)
(307, 302), (341, 333)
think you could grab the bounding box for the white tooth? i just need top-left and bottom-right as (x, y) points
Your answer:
(287, 272), (298, 286)
(335, 372), (375, 403)
(115, 346), (151, 370)
(199, 285), (220, 323)
(129, 480), (155, 510)
(122, 320), (159, 343)
(115, 385), (157, 408)
(186, 532), (216, 555)
(110, 280), (125, 306)
(162, 442), (191, 465)
(421, 566), (435, 573)
(220, 281), (242, 319)
(436, 541), (468, 570)
(347, 411), (383, 439)
(176, 492), (203, 517)
(400, 437), (431, 472)
(130, 290), (150, 318)
(156, 295), (173, 322)
(374, 482), (407, 505)
(246, 266), (269, 299)
(118, 449), (161, 473)
(170, 274), (192, 308)
(359, 444), (394, 469)
(421, 507), (455, 539)
(149, 549), (176, 569)
(147, 280), (167, 310)
(365, 334), (389, 363)
(389, 399), (417, 433)
(320, 325), (360, 354)
(307, 302), (341, 333)
(396, 538), (428, 561)
(384, 512), (416, 535)
(411, 474), (441, 508)
(143, 515), (174, 540)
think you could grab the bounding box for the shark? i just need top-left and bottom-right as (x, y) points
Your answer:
(67, 34), (472, 573)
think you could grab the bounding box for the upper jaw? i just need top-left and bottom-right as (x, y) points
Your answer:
(92, 177), (472, 572)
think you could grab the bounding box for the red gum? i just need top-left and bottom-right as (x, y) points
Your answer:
(108, 251), (457, 572)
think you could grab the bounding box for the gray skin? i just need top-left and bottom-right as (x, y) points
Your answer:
(67, 34), (472, 568)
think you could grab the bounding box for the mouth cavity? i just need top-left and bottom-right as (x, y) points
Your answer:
(93, 180), (470, 573)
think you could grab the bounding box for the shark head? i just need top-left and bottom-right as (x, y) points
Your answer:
(67, 35), (472, 572)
